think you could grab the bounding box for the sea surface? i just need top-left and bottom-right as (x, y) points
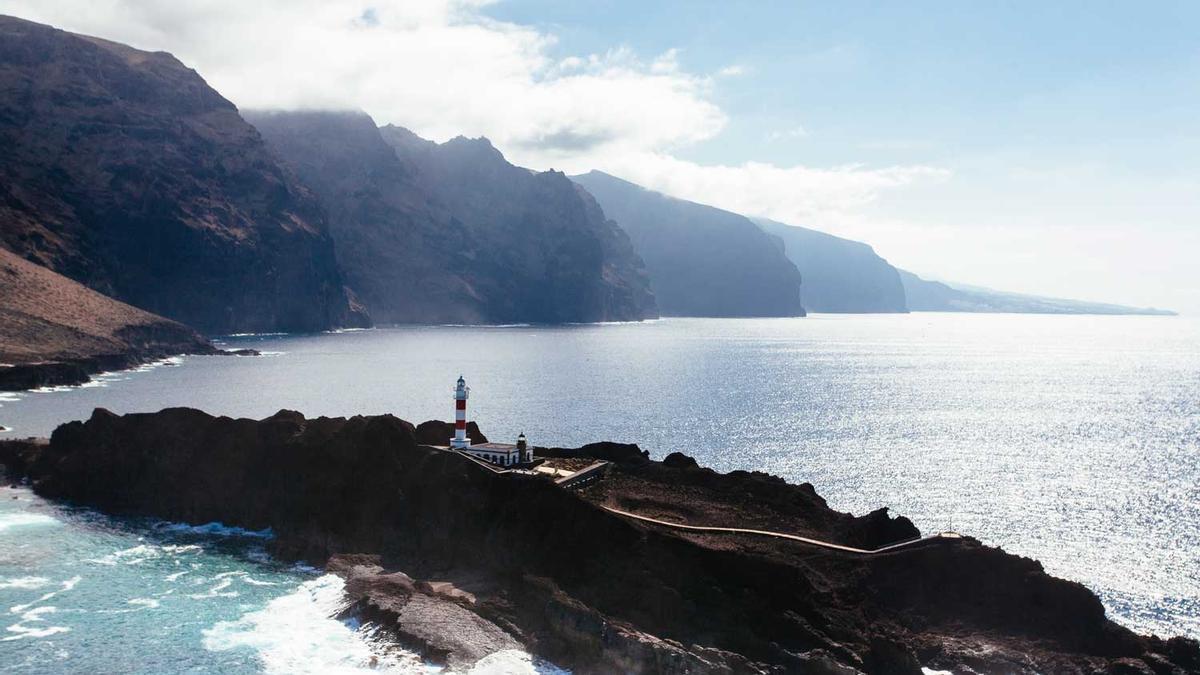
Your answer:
(1, 314), (1198, 671)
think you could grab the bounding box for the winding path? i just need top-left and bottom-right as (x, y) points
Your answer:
(600, 505), (960, 555)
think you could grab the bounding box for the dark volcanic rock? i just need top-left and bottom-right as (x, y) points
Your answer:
(3, 408), (1196, 674)
(539, 441), (651, 465)
(572, 171), (804, 317)
(0, 16), (364, 333)
(414, 420), (488, 446)
(754, 218), (909, 313)
(244, 110), (657, 324)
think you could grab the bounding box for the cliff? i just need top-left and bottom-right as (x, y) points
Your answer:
(0, 248), (219, 391)
(754, 218), (908, 313)
(0, 16), (364, 334)
(571, 171), (805, 318)
(245, 110), (656, 324)
(3, 407), (1195, 674)
(899, 270), (1177, 315)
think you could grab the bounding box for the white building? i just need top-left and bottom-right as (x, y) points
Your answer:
(451, 376), (532, 466)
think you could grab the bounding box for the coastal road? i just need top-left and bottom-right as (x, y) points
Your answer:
(601, 505), (959, 555)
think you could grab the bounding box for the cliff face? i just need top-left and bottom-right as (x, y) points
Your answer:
(0, 16), (363, 334)
(246, 111), (656, 324)
(755, 218), (908, 313)
(899, 270), (1177, 315)
(0, 248), (218, 390)
(571, 171), (805, 318)
(4, 407), (1195, 674)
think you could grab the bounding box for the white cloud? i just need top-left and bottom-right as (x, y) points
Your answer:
(586, 152), (949, 228)
(1, 0), (948, 265)
(1, 0), (725, 158)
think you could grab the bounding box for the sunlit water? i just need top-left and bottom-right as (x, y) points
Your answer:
(1, 314), (1198, 670)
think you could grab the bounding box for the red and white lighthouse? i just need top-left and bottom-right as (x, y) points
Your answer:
(450, 375), (471, 449)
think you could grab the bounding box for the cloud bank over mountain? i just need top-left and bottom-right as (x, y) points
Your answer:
(0, 0), (943, 239)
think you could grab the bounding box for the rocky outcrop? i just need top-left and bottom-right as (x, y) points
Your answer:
(0, 16), (364, 333)
(571, 171), (804, 317)
(899, 270), (1176, 315)
(754, 218), (908, 313)
(0, 248), (219, 390)
(245, 110), (656, 324)
(1, 408), (1195, 674)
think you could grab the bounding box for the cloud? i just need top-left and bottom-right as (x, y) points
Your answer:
(1, 0), (725, 160)
(0, 0), (947, 253)
(588, 152), (949, 227)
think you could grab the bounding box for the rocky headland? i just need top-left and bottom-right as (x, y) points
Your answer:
(2, 407), (1195, 674)
(0, 248), (226, 391)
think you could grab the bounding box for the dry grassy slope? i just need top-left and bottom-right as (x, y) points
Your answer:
(0, 247), (210, 365)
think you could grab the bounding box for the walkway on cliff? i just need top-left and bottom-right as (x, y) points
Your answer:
(450, 449), (959, 555)
(600, 505), (961, 555)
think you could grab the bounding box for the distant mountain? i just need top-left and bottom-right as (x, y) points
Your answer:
(571, 171), (804, 317)
(0, 16), (362, 334)
(0, 248), (217, 391)
(247, 111), (655, 324)
(754, 218), (907, 313)
(899, 270), (1176, 315)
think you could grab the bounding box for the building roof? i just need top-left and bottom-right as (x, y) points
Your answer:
(469, 442), (520, 451)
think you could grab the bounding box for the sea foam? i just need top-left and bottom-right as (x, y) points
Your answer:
(202, 574), (430, 674)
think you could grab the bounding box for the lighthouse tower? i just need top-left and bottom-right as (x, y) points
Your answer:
(450, 375), (471, 449)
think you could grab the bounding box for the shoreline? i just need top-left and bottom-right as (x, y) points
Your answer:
(2, 407), (1196, 674)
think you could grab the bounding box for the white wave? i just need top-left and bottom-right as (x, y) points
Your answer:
(0, 576), (49, 590)
(164, 570), (190, 582)
(157, 521), (274, 539)
(128, 598), (160, 609)
(188, 578), (238, 599)
(4, 604), (69, 642)
(212, 571), (279, 587)
(0, 513), (60, 533)
(8, 576), (80, 614)
(467, 650), (569, 674)
(88, 542), (202, 566)
(202, 574), (429, 674)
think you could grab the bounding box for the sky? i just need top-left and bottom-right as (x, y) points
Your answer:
(3, 1), (1198, 313)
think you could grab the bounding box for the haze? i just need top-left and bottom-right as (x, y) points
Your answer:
(7, 0), (1196, 314)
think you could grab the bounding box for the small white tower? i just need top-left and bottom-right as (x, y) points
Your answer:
(451, 375), (471, 449)
(517, 432), (529, 463)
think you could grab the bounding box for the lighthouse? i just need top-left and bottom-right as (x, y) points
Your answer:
(451, 375), (471, 449)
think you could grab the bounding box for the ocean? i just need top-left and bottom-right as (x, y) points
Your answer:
(1, 314), (1197, 671)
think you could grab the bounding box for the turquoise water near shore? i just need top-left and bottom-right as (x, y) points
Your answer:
(1, 314), (1198, 670)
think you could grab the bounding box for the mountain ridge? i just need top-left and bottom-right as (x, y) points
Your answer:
(571, 170), (805, 318)
(0, 15), (364, 334)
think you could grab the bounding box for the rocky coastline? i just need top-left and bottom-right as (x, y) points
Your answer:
(1, 408), (1196, 674)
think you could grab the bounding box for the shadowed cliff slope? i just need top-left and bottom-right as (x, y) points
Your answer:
(572, 171), (804, 318)
(0, 248), (217, 391)
(754, 218), (908, 313)
(245, 110), (656, 324)
(0, 16), (362, 333)
(3, 408), (1195, 674)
